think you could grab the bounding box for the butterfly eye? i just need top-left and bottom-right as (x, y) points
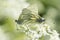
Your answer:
(41, 18), (45, 21)
(37, 18), (45, 23)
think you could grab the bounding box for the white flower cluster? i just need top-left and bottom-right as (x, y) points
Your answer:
(16, 22), (60, 40)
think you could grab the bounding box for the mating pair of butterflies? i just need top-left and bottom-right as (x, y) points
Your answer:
(15, 8), (45, 24)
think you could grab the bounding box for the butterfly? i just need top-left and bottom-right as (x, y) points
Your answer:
(15, 8), (45, 24)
